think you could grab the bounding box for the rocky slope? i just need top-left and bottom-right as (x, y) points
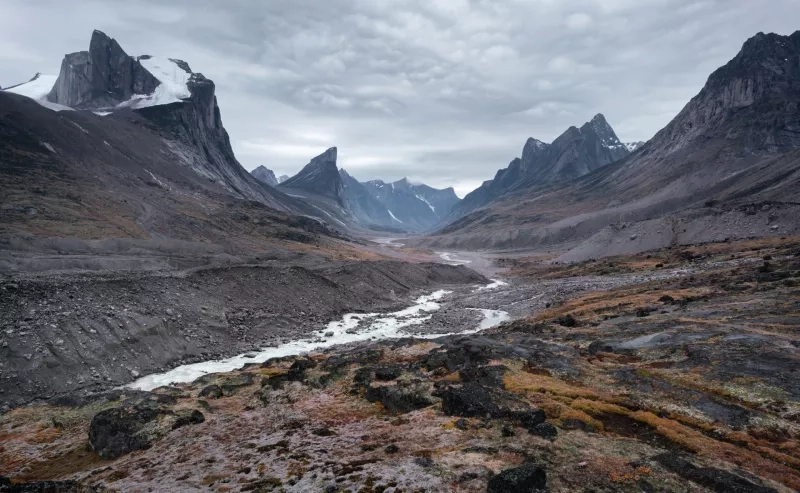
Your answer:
(424, 31), (800, 255)
(0, 259), (484, 408)
(447, 114), (630, 221)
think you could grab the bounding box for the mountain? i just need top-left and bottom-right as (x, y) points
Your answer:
(280, 147), (343, 202)
(47, 30), (160, 110)
(1, 30), (338, 267)
(277, 149), (459, 232)
(448, 114), (630, 220)
(423, 31), (800, 256)
(251, 166), (279, 186)
(278, 174), (289, 183)
(362, 178), (460, 231)
(338, 169), (394, 229)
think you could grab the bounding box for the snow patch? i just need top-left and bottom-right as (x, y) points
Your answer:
(388, 209), (403, 223)
(146, 170), (168, 189)
(93, 111), (112, 116)
(415, 194), (436, 213)
(310, 204), (347, 228)
(5, 74), (57, 100)
(70, 121), (89, 134)
(4, 74), (73, 112)
(117, 57), (191, 109)
(41, 142), (56, 153)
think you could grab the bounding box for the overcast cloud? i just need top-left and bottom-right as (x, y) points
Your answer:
(2, 0), (798, 196)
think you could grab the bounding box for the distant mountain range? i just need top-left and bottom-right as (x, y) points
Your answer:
(2, 28), (796, 259)
(419, 31), (800, 257)
(268, 149), (460, 232)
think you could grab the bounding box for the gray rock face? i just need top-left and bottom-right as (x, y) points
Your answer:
(251, 165), (279, 186)
(47, 30), (159, 109)
(88, 395), (204, 459)
(280, 147), (344, 202)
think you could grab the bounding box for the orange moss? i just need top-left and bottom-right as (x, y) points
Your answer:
(504, 371), (603, 400)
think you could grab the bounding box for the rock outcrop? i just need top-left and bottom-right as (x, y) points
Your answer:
(47, 30), (160, 109)
(88, 395), (204, 459)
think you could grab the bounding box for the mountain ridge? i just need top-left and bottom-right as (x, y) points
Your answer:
(422, 30), (800, 257)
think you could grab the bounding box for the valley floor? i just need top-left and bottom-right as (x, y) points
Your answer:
(1, 237), (799, 492)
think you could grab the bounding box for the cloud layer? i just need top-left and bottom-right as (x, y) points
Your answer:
(2, 0), (798, 196)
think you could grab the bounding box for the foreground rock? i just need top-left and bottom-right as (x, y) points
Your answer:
(486, 463), (547, 493)
(88, 395), (204, 459)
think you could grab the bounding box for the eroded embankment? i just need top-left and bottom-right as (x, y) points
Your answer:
(0, 260), (485, 408)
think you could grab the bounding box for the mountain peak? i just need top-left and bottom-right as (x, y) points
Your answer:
(251, 165), (278, 187)
(280, 147), (343, 202)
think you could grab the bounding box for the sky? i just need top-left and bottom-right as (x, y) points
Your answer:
(1, 0), (798, 197)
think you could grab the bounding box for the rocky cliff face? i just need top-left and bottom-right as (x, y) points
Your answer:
(251, 166), (279, 186)
(649, 31), (800, 157)
(280, 147), (344, 203)
(448, 114), (629, 220)
(47, 30), (160, 109)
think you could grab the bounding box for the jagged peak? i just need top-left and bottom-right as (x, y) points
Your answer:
(705, 30), (800, 91)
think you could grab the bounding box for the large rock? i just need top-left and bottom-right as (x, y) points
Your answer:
(654, 453), (779, 493)
(88, 397), (204, 459)
(439, 383), (545, 429)
(47, 30), (159, 109)
(486, 463), (547, 493)
(364, 384), (435, 414)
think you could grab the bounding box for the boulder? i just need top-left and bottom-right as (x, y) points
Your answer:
(439, 383), (545, 426)
(486, 463), (547, 493)
(198, 385), (223, 399)
(88, 398), (204, 459)
(529, 422), (558, 441)
(365, 384), (434, 414)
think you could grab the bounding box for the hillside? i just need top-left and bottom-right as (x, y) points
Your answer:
(422, 31), (800, 257)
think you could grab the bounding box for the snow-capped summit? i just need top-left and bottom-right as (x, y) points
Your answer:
(26, 30), (206, 114)
(624, 141), (646, 152)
